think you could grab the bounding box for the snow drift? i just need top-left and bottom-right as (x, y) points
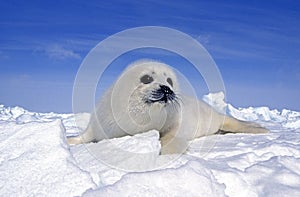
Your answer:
(1, 93), (300, 196)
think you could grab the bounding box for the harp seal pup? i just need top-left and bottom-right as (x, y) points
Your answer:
(68, 60), (268, 154)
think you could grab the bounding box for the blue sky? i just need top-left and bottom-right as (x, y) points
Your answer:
(0, 0), (299, 112)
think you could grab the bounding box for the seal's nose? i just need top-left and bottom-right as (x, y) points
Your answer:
(159, 85), (174, 96)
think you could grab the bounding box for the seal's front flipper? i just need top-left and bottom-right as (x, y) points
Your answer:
(67, 136), (83, 145)
(160, 134), (189, 154)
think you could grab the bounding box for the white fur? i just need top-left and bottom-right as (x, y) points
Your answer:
(68, 60), (268, 154)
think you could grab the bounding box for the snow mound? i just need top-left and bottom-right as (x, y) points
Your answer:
(72, 130), (161, 174)
(244, 156), (300, 196)
(203, 92), (228, 113)
(15, 113), (39, 123)
(0, 120), (95, 196)
(0, 104), (90, 135)
(203, 92), (300, 129)
(84, 161), (226, 196)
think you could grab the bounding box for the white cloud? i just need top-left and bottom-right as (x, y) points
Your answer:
(196, 34), (211, 45)
(45, 44), (81, 60)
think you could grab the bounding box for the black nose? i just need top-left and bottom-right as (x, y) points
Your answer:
(159, 85), (174, 95)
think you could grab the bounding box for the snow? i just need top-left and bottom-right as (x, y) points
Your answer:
(1, 93), (300, 196)
(84, 161), (225, 196)
(203, 92), (300, 128)
(0, 120), (95, 196)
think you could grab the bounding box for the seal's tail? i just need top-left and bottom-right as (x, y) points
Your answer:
(220, 116), (269, 134)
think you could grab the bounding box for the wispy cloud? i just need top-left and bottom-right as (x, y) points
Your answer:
(44, 44), (81, 60)
(196, 27), (292, 62)
(197, 34), (211, 45)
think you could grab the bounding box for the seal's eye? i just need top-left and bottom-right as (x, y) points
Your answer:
(140, 75), (154, 84)
(167, 78), (173, 87)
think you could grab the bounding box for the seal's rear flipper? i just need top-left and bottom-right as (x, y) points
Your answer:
(220, 116), (269, 134)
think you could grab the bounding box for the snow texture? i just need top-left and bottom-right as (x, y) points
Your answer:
(1, 93), (300, 196)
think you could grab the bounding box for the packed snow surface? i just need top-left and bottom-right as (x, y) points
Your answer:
(1, 93), (300, 196)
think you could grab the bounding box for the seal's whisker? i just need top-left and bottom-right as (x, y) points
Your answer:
(174, 98), (181, 112)
(174, 93), (183, 105)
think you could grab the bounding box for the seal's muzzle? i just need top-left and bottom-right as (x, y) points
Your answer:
(147, 85), (176, 104)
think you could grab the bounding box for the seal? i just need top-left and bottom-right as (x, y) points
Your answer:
(68, 60), (268, 154)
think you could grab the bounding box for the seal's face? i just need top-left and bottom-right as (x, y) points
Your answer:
(111, 61), (180, 132)
(129, 62), (180, 108)
(139, 73), (178, 106)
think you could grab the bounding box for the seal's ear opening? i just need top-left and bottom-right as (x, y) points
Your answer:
(140, 75), (154, 84)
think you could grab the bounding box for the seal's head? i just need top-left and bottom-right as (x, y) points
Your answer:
(127, 60), (179, 106)
(111, 60), (181, 133)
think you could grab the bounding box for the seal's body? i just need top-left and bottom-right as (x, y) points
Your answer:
(68, 60), (268, 154)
